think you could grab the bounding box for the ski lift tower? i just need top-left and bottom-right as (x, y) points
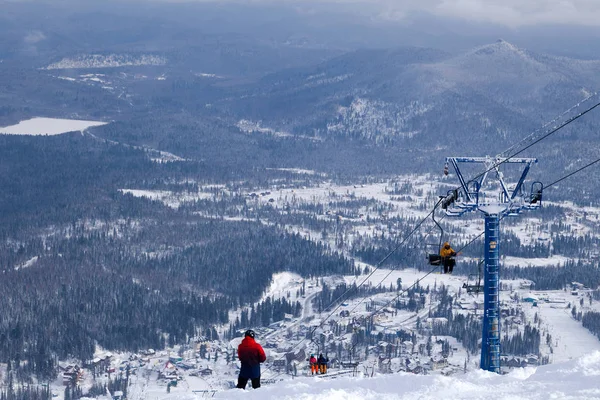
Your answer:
(441, 156), (543, 373)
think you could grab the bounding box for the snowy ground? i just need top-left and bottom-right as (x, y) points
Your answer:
(503, 255), (571, 268)
(223, 353), (600, 400)
(262, 272), (305, 302)
(120, 351), (600, 400)
(0, 117), (107, 135)
(118, 189), (213, 209)
(118, 175), (600, 265)
(521, 293), (600, 363)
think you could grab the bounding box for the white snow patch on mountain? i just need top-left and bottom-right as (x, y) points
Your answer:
(265, 168), (325, 176)
(237, 120), (321, 141)
(327, 98), (431, 141)
(306, 72), (326, 81)
(0, 117), (107, 135)
(119, 189), (213, 209)
(503, 255), (570, 268)
(237, 120), (293, 138)
(305, 73), (352, 87)
(262, 272), (304, 302)
(194, 72), (221, 78)
(46, 54), (167, 70)
(14, 256), (38, 271)
(150, 150), (186, 163)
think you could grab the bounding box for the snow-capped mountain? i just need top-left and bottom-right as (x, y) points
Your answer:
(225, 40), (600, 156)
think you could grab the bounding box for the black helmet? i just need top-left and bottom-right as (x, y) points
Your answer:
(244, 329), (255, 338)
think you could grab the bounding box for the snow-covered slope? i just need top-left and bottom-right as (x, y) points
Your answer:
(140, 351), (600, 399)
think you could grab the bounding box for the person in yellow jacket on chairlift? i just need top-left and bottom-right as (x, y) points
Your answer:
(440, 242), (459, 274)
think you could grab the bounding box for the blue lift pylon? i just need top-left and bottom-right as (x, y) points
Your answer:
(441, 156), (542, 373)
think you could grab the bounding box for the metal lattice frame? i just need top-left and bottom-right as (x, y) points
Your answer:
(442, 156), (540, 373)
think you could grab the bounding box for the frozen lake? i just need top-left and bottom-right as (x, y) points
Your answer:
(0, 117), (107, 135)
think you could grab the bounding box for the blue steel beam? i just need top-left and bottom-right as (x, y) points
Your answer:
(511, 162), (532, 200)
(450, 157), (536, 164)
(448, 158), (472, 203)
(493, 166), (512, 202)
(481, 214), (501, 373)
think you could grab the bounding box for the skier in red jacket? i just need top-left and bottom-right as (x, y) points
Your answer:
(236, 330), (266, 389)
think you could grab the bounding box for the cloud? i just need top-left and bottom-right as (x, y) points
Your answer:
(24, 0), (600, 28)
(429, 0), (600, 27)
(205, 0), (600, 28)
(24, 31), (46, 44)
(22, 31), (46, 56)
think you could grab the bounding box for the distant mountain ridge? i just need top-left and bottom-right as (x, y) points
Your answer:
(224, 40), (600, 159)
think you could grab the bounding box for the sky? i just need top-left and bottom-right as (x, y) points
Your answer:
(369, 0), (600, 27)
(8, 0), (600, 28)
(152, 0), (600, 28)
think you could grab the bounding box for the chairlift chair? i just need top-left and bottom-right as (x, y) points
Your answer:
(427, 198), (445, 269)
(463, 274), (482, 295)
(462, 260), (483, 295)
(529, 181), (543, 205)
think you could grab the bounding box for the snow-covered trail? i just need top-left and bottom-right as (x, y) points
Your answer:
(263, 291), (319, 341)
(535, 302), (600, 363)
